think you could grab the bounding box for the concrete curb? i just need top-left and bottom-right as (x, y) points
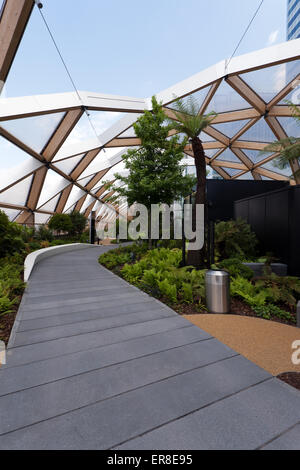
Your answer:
(24, 243), (98, 282)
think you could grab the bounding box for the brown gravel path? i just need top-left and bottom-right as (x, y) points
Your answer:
(184, 314), (300, 376)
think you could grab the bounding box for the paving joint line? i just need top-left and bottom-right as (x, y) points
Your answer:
(0, 353), (240, 439)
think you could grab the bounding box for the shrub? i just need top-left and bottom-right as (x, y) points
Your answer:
(69, 211), (87, 236)
(0, 256), (26, 316)
(215, 218), (258, 261)
(254, 274), (300, 308)
(34, 225), (53, 242)
(214, 258), (253, 280)
(0, 210), (25, 258)
(158, 278), (177, 303)
(230, 276), (268, 307)
(253, 304), (296, 324)
(48, 213), (72, 234)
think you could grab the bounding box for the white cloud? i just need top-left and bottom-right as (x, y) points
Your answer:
(267, 30), (279, 46)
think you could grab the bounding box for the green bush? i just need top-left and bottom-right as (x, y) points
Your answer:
(214, 258), (253, 280)
(158, 278), (177, 303)
(215, 218), (258, 261)
(0, 256), (26, 316)
(100, 244), (207, 306)
(69, 211), (87, 236)
(253, 304), (296, 324)
(34, 225), (53, 242)
(230, 276), (268, 307)
(0, 210), (25, 257)
(48, 213), (72, 234)
(254, 274), (300, 308)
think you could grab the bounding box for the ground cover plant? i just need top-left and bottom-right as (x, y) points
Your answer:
(0, 210), (89, 344)
(99, 218), (299, 326)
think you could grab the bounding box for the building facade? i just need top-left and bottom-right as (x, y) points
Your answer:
(287, 0), (300, 40)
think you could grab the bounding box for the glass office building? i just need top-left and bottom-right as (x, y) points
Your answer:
(287, 0), (300, 39)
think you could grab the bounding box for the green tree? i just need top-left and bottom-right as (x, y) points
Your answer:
(0, 210), (25, 258)
(69, 211), (87, 236)
(110, 96), (196, 246)
(48, 213), (72, 235)
(262, 102), (300, 182)
(166, 95), (217, 267)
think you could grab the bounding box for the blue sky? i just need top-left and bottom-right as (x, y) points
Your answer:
(4, 0), (288, 98)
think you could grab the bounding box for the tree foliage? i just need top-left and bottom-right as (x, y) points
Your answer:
(0, 210), (25, 258)
(69, 211), (87, 235)
(48, 213), (72, 234)
(165, 95), (217, 267)
(262, 102), (300, 181)
(110, 96), (196, 208)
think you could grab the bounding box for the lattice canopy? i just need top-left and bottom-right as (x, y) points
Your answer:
(0, 0), (299, 226)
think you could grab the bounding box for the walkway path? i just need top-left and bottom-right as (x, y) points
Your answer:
(0, 246), (299, 450)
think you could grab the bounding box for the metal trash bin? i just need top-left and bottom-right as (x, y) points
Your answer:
(205, 270), (230, 314)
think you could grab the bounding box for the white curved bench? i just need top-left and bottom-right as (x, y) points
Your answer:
(24, 243), (97, 282)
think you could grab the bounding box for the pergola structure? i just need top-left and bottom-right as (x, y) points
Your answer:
(0, 0), (299, 227)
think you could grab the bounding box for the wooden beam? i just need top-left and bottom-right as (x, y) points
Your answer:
(15, 210), (34, 226)
(252, 170), (262, 180)
(26, 166), (48, 211)
(105, 137), (141, 148)
(204, 126), (230, 146)
(55, 184), (72, 213)
(268, 105), (294, 117)
(198, 80), (222, 115)
(266, 116), (300, 184)
(210, 166), (230, 179)
(226, 76), (266, 114)
(74, 194), (87, 212)
(43, 109), (83, 161)
(0, 0), (34, 82)
(232, 141), (267, 150)
(267, 73), (300, 109)
(70, 148), (100, 180)
(84, 200), (97, 218)
(255, 166), (290, 181)
(86, 168), (110, 191)
(231, 148), (253, 169)
(101, 190), (115, 202)
(212, 108), (260, 124)
(212, 160), (247, 170)
(230, 117), (260, 143)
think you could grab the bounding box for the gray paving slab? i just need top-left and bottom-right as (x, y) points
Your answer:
(116, 379), (300, 450)
(12, 306), (175, 347)
(1, 245), (299, 450)
(0, 339), (239, 435)
(6, 316), (189, 367)
(19, 294), (157, 320)
(261, 423), (300, 450)
(18, 298), (164, 331)
(0, 355), (270, 449)
(0, 326), (211, 396)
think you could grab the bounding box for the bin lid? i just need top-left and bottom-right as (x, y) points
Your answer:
(206, 269), (229, 278)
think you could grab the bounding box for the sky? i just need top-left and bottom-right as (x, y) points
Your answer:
(0, 0), (292, 195)
(2, 0), (288, 98)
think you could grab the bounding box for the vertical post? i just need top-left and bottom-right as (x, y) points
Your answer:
(209, 220), (215, 266)
(297, 301), (300, 328)
(89, 210), (96, 245)
(181, 198), (186, 267)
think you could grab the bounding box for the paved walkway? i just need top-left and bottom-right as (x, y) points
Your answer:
(0, 246), (299, 450)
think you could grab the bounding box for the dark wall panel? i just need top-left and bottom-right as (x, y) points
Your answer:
(207, 180), (287, 221)
(248, 196), (266, 244)
(234, 185), (300, 276)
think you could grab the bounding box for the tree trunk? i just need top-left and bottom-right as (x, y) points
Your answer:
(186, 136), (207, 268)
